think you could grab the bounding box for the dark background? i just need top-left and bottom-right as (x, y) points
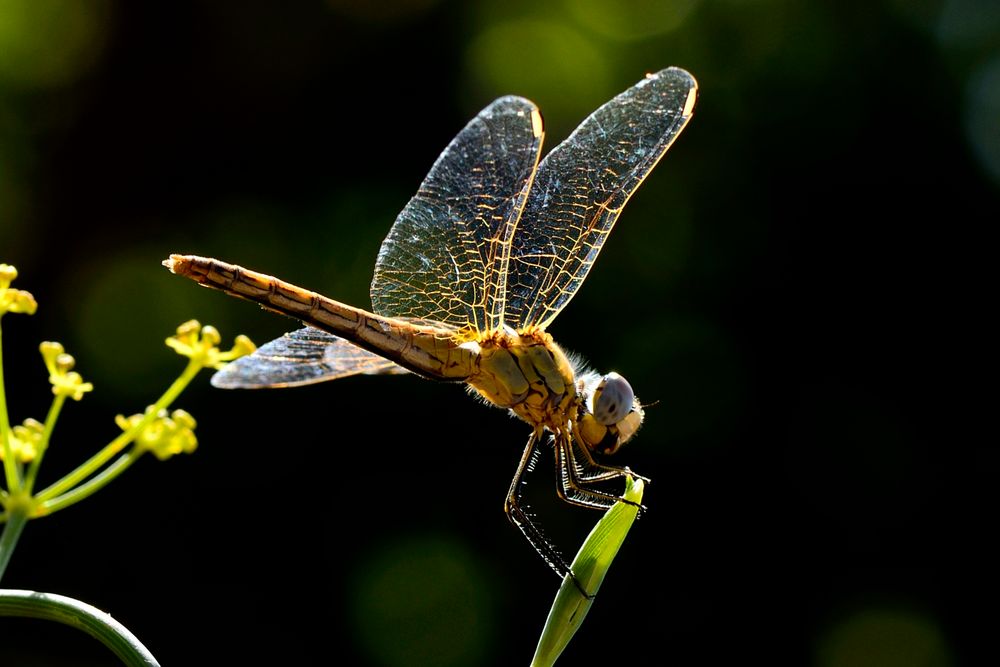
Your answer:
(1, 1), (995, 665)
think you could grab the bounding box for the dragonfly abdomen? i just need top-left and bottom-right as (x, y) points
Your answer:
(164, 254), (476, 381)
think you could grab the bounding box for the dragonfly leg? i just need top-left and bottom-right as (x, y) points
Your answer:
(570, 427), (651, 485)
(552, 433), (648, 513)
(505, 431), (594, 599)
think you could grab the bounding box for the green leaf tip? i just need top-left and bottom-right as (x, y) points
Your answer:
(530, 476), (644, 666)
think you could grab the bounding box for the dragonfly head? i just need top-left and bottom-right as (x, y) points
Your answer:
(578, 372), (644, 456)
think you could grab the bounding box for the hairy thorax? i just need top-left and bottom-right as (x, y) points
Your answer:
(465, 326), (579, 431)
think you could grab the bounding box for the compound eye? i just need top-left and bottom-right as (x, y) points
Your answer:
(593, 372), (634, 426)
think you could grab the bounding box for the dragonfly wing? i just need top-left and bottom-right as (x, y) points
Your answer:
(211, 327), (407, 389)
(371, 96), (543, 333)
(505, 67), (698, 330)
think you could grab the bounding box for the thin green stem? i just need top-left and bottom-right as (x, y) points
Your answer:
(34, 358), (202, 503)
(0, 321), (21, 493)
(0, 589), (160, 666)
(23, 393), (66, 494)
(39, 452), (140, 516)
(0, 498), (30, 583)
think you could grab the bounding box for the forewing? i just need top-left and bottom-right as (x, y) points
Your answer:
(505, 67), (697, 330)
(371, 96), (543, 333)
(211, 327), (406, 389)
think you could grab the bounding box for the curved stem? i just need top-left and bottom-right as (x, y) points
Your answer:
(23, 394), (66, 494)
(0, 322), (20, 493)
(39, 452), (140, 516)
(0, 588), (160, 666)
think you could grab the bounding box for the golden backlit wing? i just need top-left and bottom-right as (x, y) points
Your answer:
(211, 327), (406, 389)
(504, 67), (698, 330)
(207, 71), (694, 389)
(371, 96), (543, 334)
(211, 98), (543, 389)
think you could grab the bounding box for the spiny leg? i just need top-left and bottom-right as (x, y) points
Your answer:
(553, 432), (648, 513)
(554, 433), (633, 509)
(505, 431), (593, 599)
(505, 432), (572, 577)
(570, 427), (651, 485)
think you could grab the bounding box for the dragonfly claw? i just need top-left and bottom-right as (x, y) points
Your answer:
(623, 466), (652, 486)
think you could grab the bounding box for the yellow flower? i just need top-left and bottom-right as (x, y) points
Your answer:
(0, 263), (38, 317)
(116, 407), (198, 461)
(39, 342), (93, 401)
(0, 419), (44, 463)
(165, 319), (256, 368)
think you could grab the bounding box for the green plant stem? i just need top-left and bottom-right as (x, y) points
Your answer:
(0, 589), (160, 666)
(34, 358), (201, 503)
(0, 500), (29, 582)
(23, 393), (66, 494)
(0, 322), (20, 493)
(39, 451), (140, 515)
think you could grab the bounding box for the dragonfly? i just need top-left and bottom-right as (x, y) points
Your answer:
(165, 67), (697, 587)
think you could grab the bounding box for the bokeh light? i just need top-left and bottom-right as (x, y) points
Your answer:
(565, 0), (700, 41)
(964, 54), (1000, 183)
(816, 608), (954, 667)
(65, 252), (202, 396)
(936, 0), (1000, 49)
(465, 20), (611, 132)
(350, 536), (495, 667)
(0, 0), (110, 88)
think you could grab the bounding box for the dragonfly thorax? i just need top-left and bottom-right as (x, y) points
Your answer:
(467, 327), (579, 431)
(467, 328), (644, 454)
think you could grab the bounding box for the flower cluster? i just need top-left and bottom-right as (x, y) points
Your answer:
(1, 262), (254, 526)
(116, 408), (198, 461)
(0, 264), (37, 317)
(1, 260), (257, 666)
(0, 419), (43, 463)
(166, 319), (256, 367)
(39, 342), (93, 401)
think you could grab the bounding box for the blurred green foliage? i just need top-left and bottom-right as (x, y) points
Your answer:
(817, 608), (954, 667)
(0, 0), (109, 88)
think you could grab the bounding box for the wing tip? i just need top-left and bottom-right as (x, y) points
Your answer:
(643, 67), (698, 117)
(530, 107), (543, 139)
(645, 66), (698, 93)
(683, 85), (698, 118)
